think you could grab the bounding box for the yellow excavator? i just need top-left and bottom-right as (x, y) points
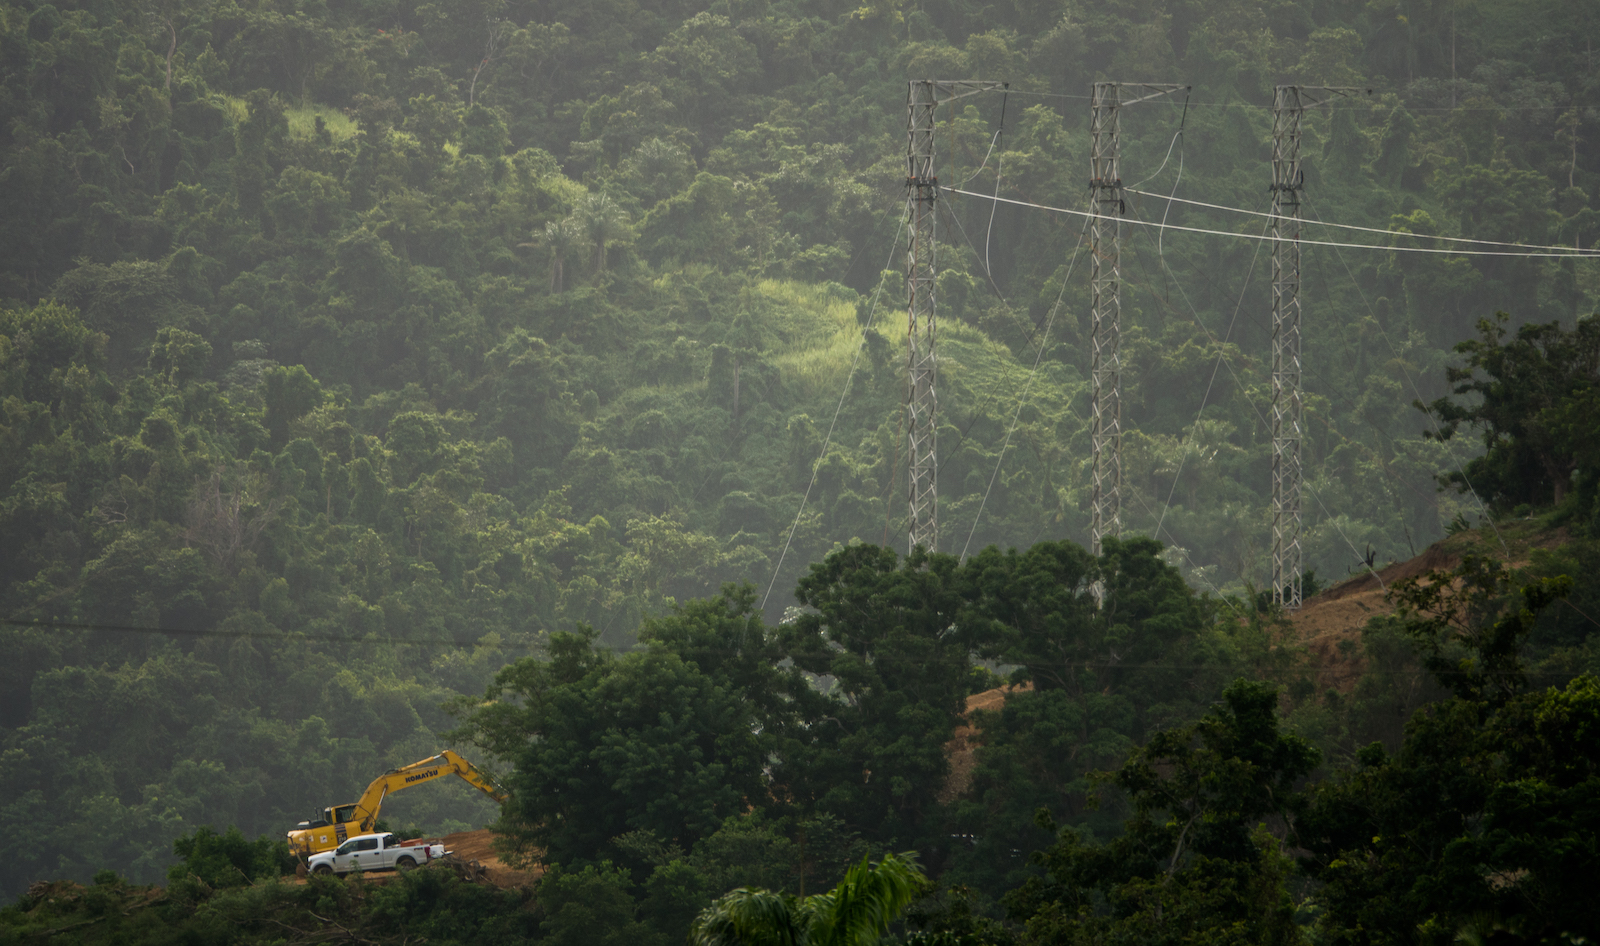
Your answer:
(287, 750), (509, 858)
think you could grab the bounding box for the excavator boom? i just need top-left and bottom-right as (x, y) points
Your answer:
(288, 750), (509, 857)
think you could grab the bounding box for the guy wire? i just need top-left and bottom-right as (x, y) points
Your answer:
(763, 200), (911, 611)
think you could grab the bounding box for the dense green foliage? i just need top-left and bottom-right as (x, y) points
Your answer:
(1005, 680), (1317, 946)
(451, 539), (1225, 882)
(3, 0), (1600, 941)
(690, 852), (927, 946)
(1300, 558), (1600, 944)
(1, 866), (542, 945)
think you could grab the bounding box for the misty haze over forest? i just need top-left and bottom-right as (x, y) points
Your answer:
(2, 0), (1600, 942)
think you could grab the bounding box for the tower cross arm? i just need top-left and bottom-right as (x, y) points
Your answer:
(1106, 82), (1189, 106)
(1287, 86), (1372, 108)
(921, 79), (1007, 103)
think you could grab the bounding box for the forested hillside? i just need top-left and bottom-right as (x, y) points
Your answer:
(3, 0), (1600, 940)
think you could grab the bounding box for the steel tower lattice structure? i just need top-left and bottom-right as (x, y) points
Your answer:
(1270, 84), (1361, 609)
(1089, 82), (1185, 558)
(1269, 85), (1306, 610)
(904, 79), (1002, 553)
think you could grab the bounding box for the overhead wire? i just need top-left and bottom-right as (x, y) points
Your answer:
(981, 88), (1010, 277)
(763, 200), (911, 610)
(935, 96), (1236, 594)
(1152, 226), (1264, 541)
(993, 87), (1584, 112)
(1112, 98), (1257, 546)
(1, 616), (493, 648)
(1118, 198), (1391, 592)
(945, 92), (1427, 592)
(945, 131), (1246, 599)
(956, 86), (1009, 189)
(951, 96), (1242, 596)
(958, 205), (1090, 563)
(1125, 187), (1600, 254)
(1117, 193), (1458, 519)
(943, 187), (1600, 259)
(1301, 194), (1512, 556)
(1120, 180), (1508, 557)
(934, 185), (1089, 470)
(1120, 193), (1457, 571)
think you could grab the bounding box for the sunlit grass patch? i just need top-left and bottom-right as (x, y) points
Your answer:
(218, 93), (249, 123)
(761, 280), (883, 399)
(755, 278), (1080, 415)
(286, 103), (357, 140)
(215, 96), (358, 141)
(755, 279), (859, 350)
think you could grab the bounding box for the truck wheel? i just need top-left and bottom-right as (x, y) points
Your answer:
(395, 856), (417, 871)
(312, 864), (334, 876)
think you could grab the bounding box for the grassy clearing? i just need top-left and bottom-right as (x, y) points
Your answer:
(760, 279), (876, 399)
(218, 93), (249, 123)
(758, 278), (1081, 418)
(217, 95), (358, 141)
(285, 103), (357, 140)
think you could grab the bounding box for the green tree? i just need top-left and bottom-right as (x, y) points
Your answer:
(168, 825), (294, 888)
(1420, 312), (1600, 509)
(779, 545), (974, 848)
(1389, 554), (1573, 705)
(263, 365), (325, 449)
(947, 537), (1227, 892)
(1300, 555), (1598, 944)
(1301, 675), (1600, 945)
(578, 193), (632, 275)
(1004, 681), (1317, 946)
(689, 852), (926, 946)
(451, 628), (769, 868)
(529, 218), (589, 293)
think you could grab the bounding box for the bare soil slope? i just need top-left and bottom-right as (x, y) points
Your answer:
(1289, 542), (1461, 690)
(940, 683), (1030, 802)
(429, 830), (542, 889)
(1288, 525), (1569, 689)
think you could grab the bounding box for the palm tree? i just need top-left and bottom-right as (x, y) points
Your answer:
(520, 218), (587, 293)
(577, 192), (631, 274)
(690, 854), (926, 946)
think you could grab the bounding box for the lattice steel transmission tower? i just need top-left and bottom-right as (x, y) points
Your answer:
(1270, 84), (1362, 609)
(905, 79), (1002, 553)
(1088, 82), (1185, 557)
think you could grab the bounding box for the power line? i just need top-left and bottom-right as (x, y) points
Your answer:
(958, 209), (1089, 563)
(1125, 187), (1600, 254)
(1301, 194), (1512, 558)
(1113, 198), (1392, 595)
(942, 187), (1600, 259)
(995, 88), (1586, 112)
(1120, 190), (1459, 556)
(1, 616), (496, 648)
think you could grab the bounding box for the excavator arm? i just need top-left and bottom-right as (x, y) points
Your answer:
(346, 750), (510, 834)
(288, 750), (509, 857)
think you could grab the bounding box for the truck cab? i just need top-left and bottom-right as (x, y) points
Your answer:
(306, 833), (446, 876)
(325, 834), (390, 874)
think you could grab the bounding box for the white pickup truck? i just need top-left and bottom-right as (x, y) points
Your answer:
(307, 832), (447, 875)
